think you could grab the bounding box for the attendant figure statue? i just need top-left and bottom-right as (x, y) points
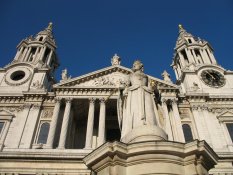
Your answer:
(118, 60), (167, 143)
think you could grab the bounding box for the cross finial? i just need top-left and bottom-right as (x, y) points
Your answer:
(46, 22), (53, 31)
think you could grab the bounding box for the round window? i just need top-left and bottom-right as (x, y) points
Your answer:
(10, 70), (26, 81)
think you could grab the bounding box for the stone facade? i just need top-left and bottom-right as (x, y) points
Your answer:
(0, 23), (233, 174)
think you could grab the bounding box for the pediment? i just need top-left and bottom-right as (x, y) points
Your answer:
(217, 110), (233, 122)
(0, 109), (15, 116)
(218, 111), (233, 117)
(54, 65), (178, 90)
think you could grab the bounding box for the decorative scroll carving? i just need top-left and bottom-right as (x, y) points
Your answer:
(31, 80), (44, 89)
(42, 110), (53, 119)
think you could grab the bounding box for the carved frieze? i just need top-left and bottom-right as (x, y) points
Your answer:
(77, 72), (129, 87)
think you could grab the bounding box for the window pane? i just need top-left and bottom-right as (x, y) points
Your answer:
(182, 124), (193, 142)
(37, 123), (50, 144)
(0, 122), (4, 134)
(226, 123), (233, 142)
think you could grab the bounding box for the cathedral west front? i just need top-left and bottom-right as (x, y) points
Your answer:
(0, 23), (233, 175)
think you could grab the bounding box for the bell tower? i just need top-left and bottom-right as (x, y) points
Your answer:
(13, 22), (58, 69)
(171, 25), (232, 94)
(171, 25), (217, 81)
(0, 23), (59, 93)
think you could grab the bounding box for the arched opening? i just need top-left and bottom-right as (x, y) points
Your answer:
(39, 37), (43, 41)
(182, 124), (193, 142)
(37, 122), (50, 144)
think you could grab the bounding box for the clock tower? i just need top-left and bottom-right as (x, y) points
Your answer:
(171, 25), (233, 95)
(0, 22), (59, 94)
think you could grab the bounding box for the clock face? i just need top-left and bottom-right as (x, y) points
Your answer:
(200, 69), (225, 88)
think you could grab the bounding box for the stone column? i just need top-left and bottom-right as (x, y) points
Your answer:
(98, 98), (106, 147)
(24, 47), (32, 61)
(39, 46), (46, 61)
(45, 98), (61, 148)
(161, 99), (173, 141)
(85, 98), (95, 149)
(46, 49), (53, 65)
(58, 98), (72, 149)
(33, 47), (40, 62)
(171, 99), (185, 142)
(185, 48), (195, 63)
(14, 47), (23, 60)
(178, 52), (185, 67)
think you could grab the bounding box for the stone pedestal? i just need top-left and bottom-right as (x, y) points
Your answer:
(84, 140), (218, 175)
(121, 125), (167, 143)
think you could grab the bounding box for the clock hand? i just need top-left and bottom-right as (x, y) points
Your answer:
(206, 71), (216, 80)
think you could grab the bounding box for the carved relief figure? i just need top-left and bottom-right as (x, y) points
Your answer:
(117, 60), (159, 139)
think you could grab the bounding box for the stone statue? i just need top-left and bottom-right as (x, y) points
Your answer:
(117, 60), (167, 143)
(162, 70), (172, 83)
(62, 69), (68, 80)
(111, 54), (121, 66)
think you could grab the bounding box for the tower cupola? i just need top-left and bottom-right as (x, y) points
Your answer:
(12, 22), (58, 70)
(172, 25), (217, 80)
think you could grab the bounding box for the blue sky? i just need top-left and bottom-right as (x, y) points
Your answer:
(0, 0), (233, 81)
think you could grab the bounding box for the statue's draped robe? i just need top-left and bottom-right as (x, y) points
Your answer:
(117, 72), (158, 139)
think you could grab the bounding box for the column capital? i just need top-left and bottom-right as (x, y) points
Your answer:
(54, 97), (62, 103)
(171, 98), (178, 105)
(161, 98), (168, 104)
(65, 98), (73, 103)
(99, 98), (106, 104)
(89, 98), (96, 104)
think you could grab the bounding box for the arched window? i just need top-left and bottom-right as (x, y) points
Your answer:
(39, 37), (43, 41)
(37, 122), (50, 144)
(182, 124), (193, 142)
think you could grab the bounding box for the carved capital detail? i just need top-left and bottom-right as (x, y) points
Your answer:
(99, 98), (106, 104)
(65, 98), (73, 104)
(54, 97), (62, 104)
(32, 103), (41, 110)
(89, 98), (96, 104)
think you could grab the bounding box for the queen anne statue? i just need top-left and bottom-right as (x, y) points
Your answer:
(117, 60), (167, 143)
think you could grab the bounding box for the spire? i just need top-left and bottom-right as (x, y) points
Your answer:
(175, 24), (194, 48)
(46, 22), (53, 32)
(36, 22), (56, 46)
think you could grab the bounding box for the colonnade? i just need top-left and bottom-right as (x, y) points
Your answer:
(45, 97), (106, 149)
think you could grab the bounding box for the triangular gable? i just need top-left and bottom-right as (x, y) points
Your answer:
(0, 109), (15, 116)
(54, 65), (178, 89)
(217, 110), (233, 122)
(0, 109), (15, 120)
(217, 111), (233, 117)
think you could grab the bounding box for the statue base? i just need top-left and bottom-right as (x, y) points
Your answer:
(121, 125), (168, 143)
(83, 140), (218, 175)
